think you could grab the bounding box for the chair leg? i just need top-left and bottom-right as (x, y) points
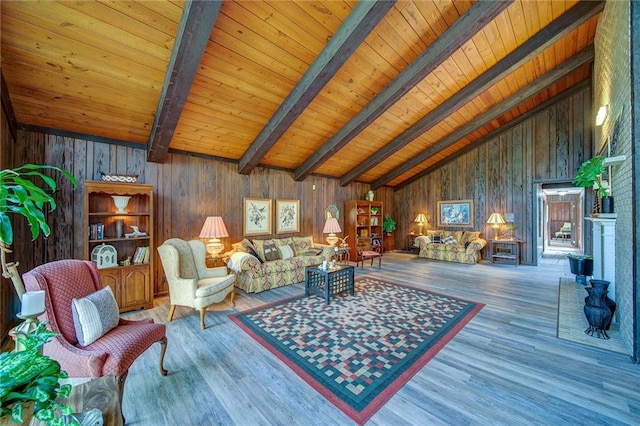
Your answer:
(116, 372), (128, 424)
(229, 289), (236, 306)
(167, 305), (176, 322)
(377, 256), (382, 268)
(158, 336), (168, 376)
(200, 308), (206, 330)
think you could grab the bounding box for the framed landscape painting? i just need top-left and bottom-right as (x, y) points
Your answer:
(276, 199), (300, 234)
(437, 200), (474, 228)
(244, 198), (272, 236)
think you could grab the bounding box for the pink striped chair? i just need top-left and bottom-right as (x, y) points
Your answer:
(23, 259), (167, 419)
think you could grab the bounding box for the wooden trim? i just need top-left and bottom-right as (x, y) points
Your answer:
(295, 0), (512, 182)
(238, 0), (395, 175)
(147, 0), (222, 163)
(342, 0), (604, 187)
(373, 46), (595, 189)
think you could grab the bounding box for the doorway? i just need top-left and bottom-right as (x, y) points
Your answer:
(535, 182), (584, 261)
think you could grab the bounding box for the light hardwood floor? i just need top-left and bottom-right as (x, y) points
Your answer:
(121, 253), (640, 425)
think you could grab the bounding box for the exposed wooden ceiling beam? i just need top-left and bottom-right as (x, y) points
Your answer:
(238, 0), (396, 175)
(393, 79), (592, 191)
(1, 71), (18, 142)
(147, 0), (221, 163)
(373, 45), (595, 190)
(341, 0), (604, 186)
(294, 0), (512, 182)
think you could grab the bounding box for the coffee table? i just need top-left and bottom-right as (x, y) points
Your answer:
(305, 265), (355, 304)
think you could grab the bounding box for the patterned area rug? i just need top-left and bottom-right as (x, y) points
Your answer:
(229, 277), (483, 424)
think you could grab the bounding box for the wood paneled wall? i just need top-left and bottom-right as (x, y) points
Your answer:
(6, 132), (393, 297)
(394, 86), (592, 265)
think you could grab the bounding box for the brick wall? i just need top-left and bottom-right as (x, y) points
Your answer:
(594, 1), (633, 352)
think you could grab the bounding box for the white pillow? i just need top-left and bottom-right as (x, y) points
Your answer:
(72, 286), (119, 346)
(278, 244), (295, 260)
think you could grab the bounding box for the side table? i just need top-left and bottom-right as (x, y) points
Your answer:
(305, 265), (355, 304)
(490, 239), (521, 266)
(332, 246), (350, 265)
(406, 234), (420, 253)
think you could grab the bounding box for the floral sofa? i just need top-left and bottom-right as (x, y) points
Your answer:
(415, 230), (487, 264)
(224, 236), (333, 293)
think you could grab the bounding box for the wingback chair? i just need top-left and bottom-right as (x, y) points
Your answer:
(22, 259), (168, 419)
(157, 238), (236, 329)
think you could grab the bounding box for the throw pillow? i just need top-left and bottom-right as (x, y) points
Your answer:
(442, 235), (457, 245)
(432, 235), (442, 244)
(72, 286), (119, 347)
(301, 247), (323, 256)
(278, 244), (295, 260)
(252, 239), (267, 261)
(246, 246), (264, 263)
(263, 241), (280, 261)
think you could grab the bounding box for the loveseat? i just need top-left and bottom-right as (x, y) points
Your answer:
(415, 230), (487, 264)
(225, 236), (333, 293)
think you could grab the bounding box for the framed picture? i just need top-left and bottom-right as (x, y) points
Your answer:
(437, 199), (474, 228)
(244, 198), (272, 236)
(275, 199), (300, 234)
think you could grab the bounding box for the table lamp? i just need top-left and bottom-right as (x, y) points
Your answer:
(414, 213), (428, 235)
(323, 217), (341, 246)
(199, 216), (229, 256)
(487, 213), (506, 240)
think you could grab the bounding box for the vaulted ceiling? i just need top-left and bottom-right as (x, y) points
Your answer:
(1, 0), (602, 189)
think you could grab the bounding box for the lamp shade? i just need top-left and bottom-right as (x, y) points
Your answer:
(199, 216), (229, 256)
(322, 217), (342, 234)
(486, 213), (506, 224)
(322, 217), (341, 246)
(414, 213), (428, 224)
(199, 216), (229, 239)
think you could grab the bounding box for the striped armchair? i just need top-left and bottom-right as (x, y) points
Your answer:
(23, 259), (168, 420)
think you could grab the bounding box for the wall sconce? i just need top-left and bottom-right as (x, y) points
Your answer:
(595, 105), (607, 126)
(486, 213), (506, 240)
(199, 216), (229, 257)
(414, 213), (428, 235)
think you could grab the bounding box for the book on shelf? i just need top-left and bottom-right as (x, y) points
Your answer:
(96, 222), (103, 240)
(89, 224), (97, 240)
(132, 246), (150, 264)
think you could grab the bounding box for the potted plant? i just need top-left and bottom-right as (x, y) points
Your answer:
(567, 253), (593, 285)
(572, 156), (613, 213)
(0, 164), (77, 297)
(0, 322), (77, 425)
(383, 214), (396, 236)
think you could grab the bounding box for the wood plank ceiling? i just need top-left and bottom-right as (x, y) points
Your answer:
(0, 0), (602, 189)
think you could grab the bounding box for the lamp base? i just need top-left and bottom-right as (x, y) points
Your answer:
(326, 234), (338, 246)
(206, 238), (224, 257)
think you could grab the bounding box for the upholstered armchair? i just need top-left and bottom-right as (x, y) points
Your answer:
(157, 238), (236, 329)
(22, 259), (168, 418)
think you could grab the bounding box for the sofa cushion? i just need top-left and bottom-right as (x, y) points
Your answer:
(292, 236), (314, 255)
(263, 241), (280, 261)
(461, 231), (480, 245)
(72, 286), (120, 347)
